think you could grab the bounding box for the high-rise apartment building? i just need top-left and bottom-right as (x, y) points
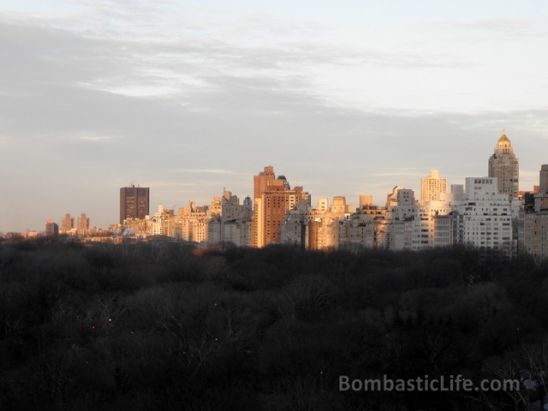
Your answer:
(305, 196), (349, 250)
(455, 177), (513, 254)
(385, 187), (419, 250)
(76, 213), (90, 236)
(253, 166), (276, 199)
(120, 185), (150, 223)
(251, 166), (276, 247)
(45, 219), (59, 237)
(418, 200), (451, 249)
(488, 132), (519, 200)
(178, 201), (211, 243)
(60, 213), (74, 234)
(208, 191), (253, 247)
(523, 165), (548, 258)
(252, 166), (310, 247)
(280, 201), (310, 248)
(339, 205), (387, 249)
(420, 169), (447, 204)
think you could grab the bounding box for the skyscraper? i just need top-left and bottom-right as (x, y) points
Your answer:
(60, 213), (74, 234)
(120, 185), (150, 223)
(420, 169), (447, 204)
(251, 166), (276, 247)
(45, 219), (59, 237)
(77, 213), (90, 236)
(253, 166), (276, 199)
(488, 132), (519, 200)
(251, 166), (310, 247)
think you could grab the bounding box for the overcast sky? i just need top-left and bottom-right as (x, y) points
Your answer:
(1, 0), (548, 232)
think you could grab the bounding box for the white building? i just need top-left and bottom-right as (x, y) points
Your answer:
(418, 199), (451, 249)
(452, 177), (513, 254)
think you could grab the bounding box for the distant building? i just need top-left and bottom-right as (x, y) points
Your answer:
(251, 166), (310, 247)
(523, 165), (548, 258)
(308, 212), (340, 250)
(45, 219), (59, 237)
(122, 217), (152, 238)
(358, 194), (373, 208)
(523, 213), (548, 258)
(77, 213), (90, 236)
(299, 195), (352, 250)
(251, 166), (276, 247)
(178, 202), (211, 243)
(208, 191), (253, 247)
(450, 184), (465, 202)
(331, 196), (351, 215)
(339, 205), (387, 249)
(433, 212), (459, 248)
(488, 132), (519, 200)
(317, 198), (329, 212)
(420, 169), (447, 205)
(454, 177), (513, 255)
(120, 185), (150, 223)
(418, 200), (451, 248)
(280, 201), (310, 248)
(150, 205), (175, 237)
(540, 164), (548, 195)
(60, 213), (74, 234)
(385, 187), (419, 250)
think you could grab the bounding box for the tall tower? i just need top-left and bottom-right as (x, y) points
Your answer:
(251, 166), (310, 247)
(539, 164), (548, 195)
(120, 185), (150, 223)
(60, 213), (74, 234)
(488, 132), (519, 200)
(77, 213), (90, 236)
(251, 166), (276, 247)
(420, 169), (447, 204)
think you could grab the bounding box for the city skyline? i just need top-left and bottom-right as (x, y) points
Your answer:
(2, 1), (548, 232)
(0, 131), (543, 233)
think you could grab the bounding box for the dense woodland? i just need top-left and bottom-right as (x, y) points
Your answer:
(1, 238), (548, 410)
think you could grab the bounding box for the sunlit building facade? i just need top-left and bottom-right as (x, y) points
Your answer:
(339, 205), (388, 249)
(76, 213), (90, 236)
(60, 213), (74, 234)
(488, 133), (519, 201)
(252, 166), (310, 247)
(420, 169), (447, 205)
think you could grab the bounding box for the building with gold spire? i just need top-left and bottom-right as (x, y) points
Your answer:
(488, 132), (519, 200)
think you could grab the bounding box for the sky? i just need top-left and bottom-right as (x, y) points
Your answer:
(1, 0), (548, 232)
